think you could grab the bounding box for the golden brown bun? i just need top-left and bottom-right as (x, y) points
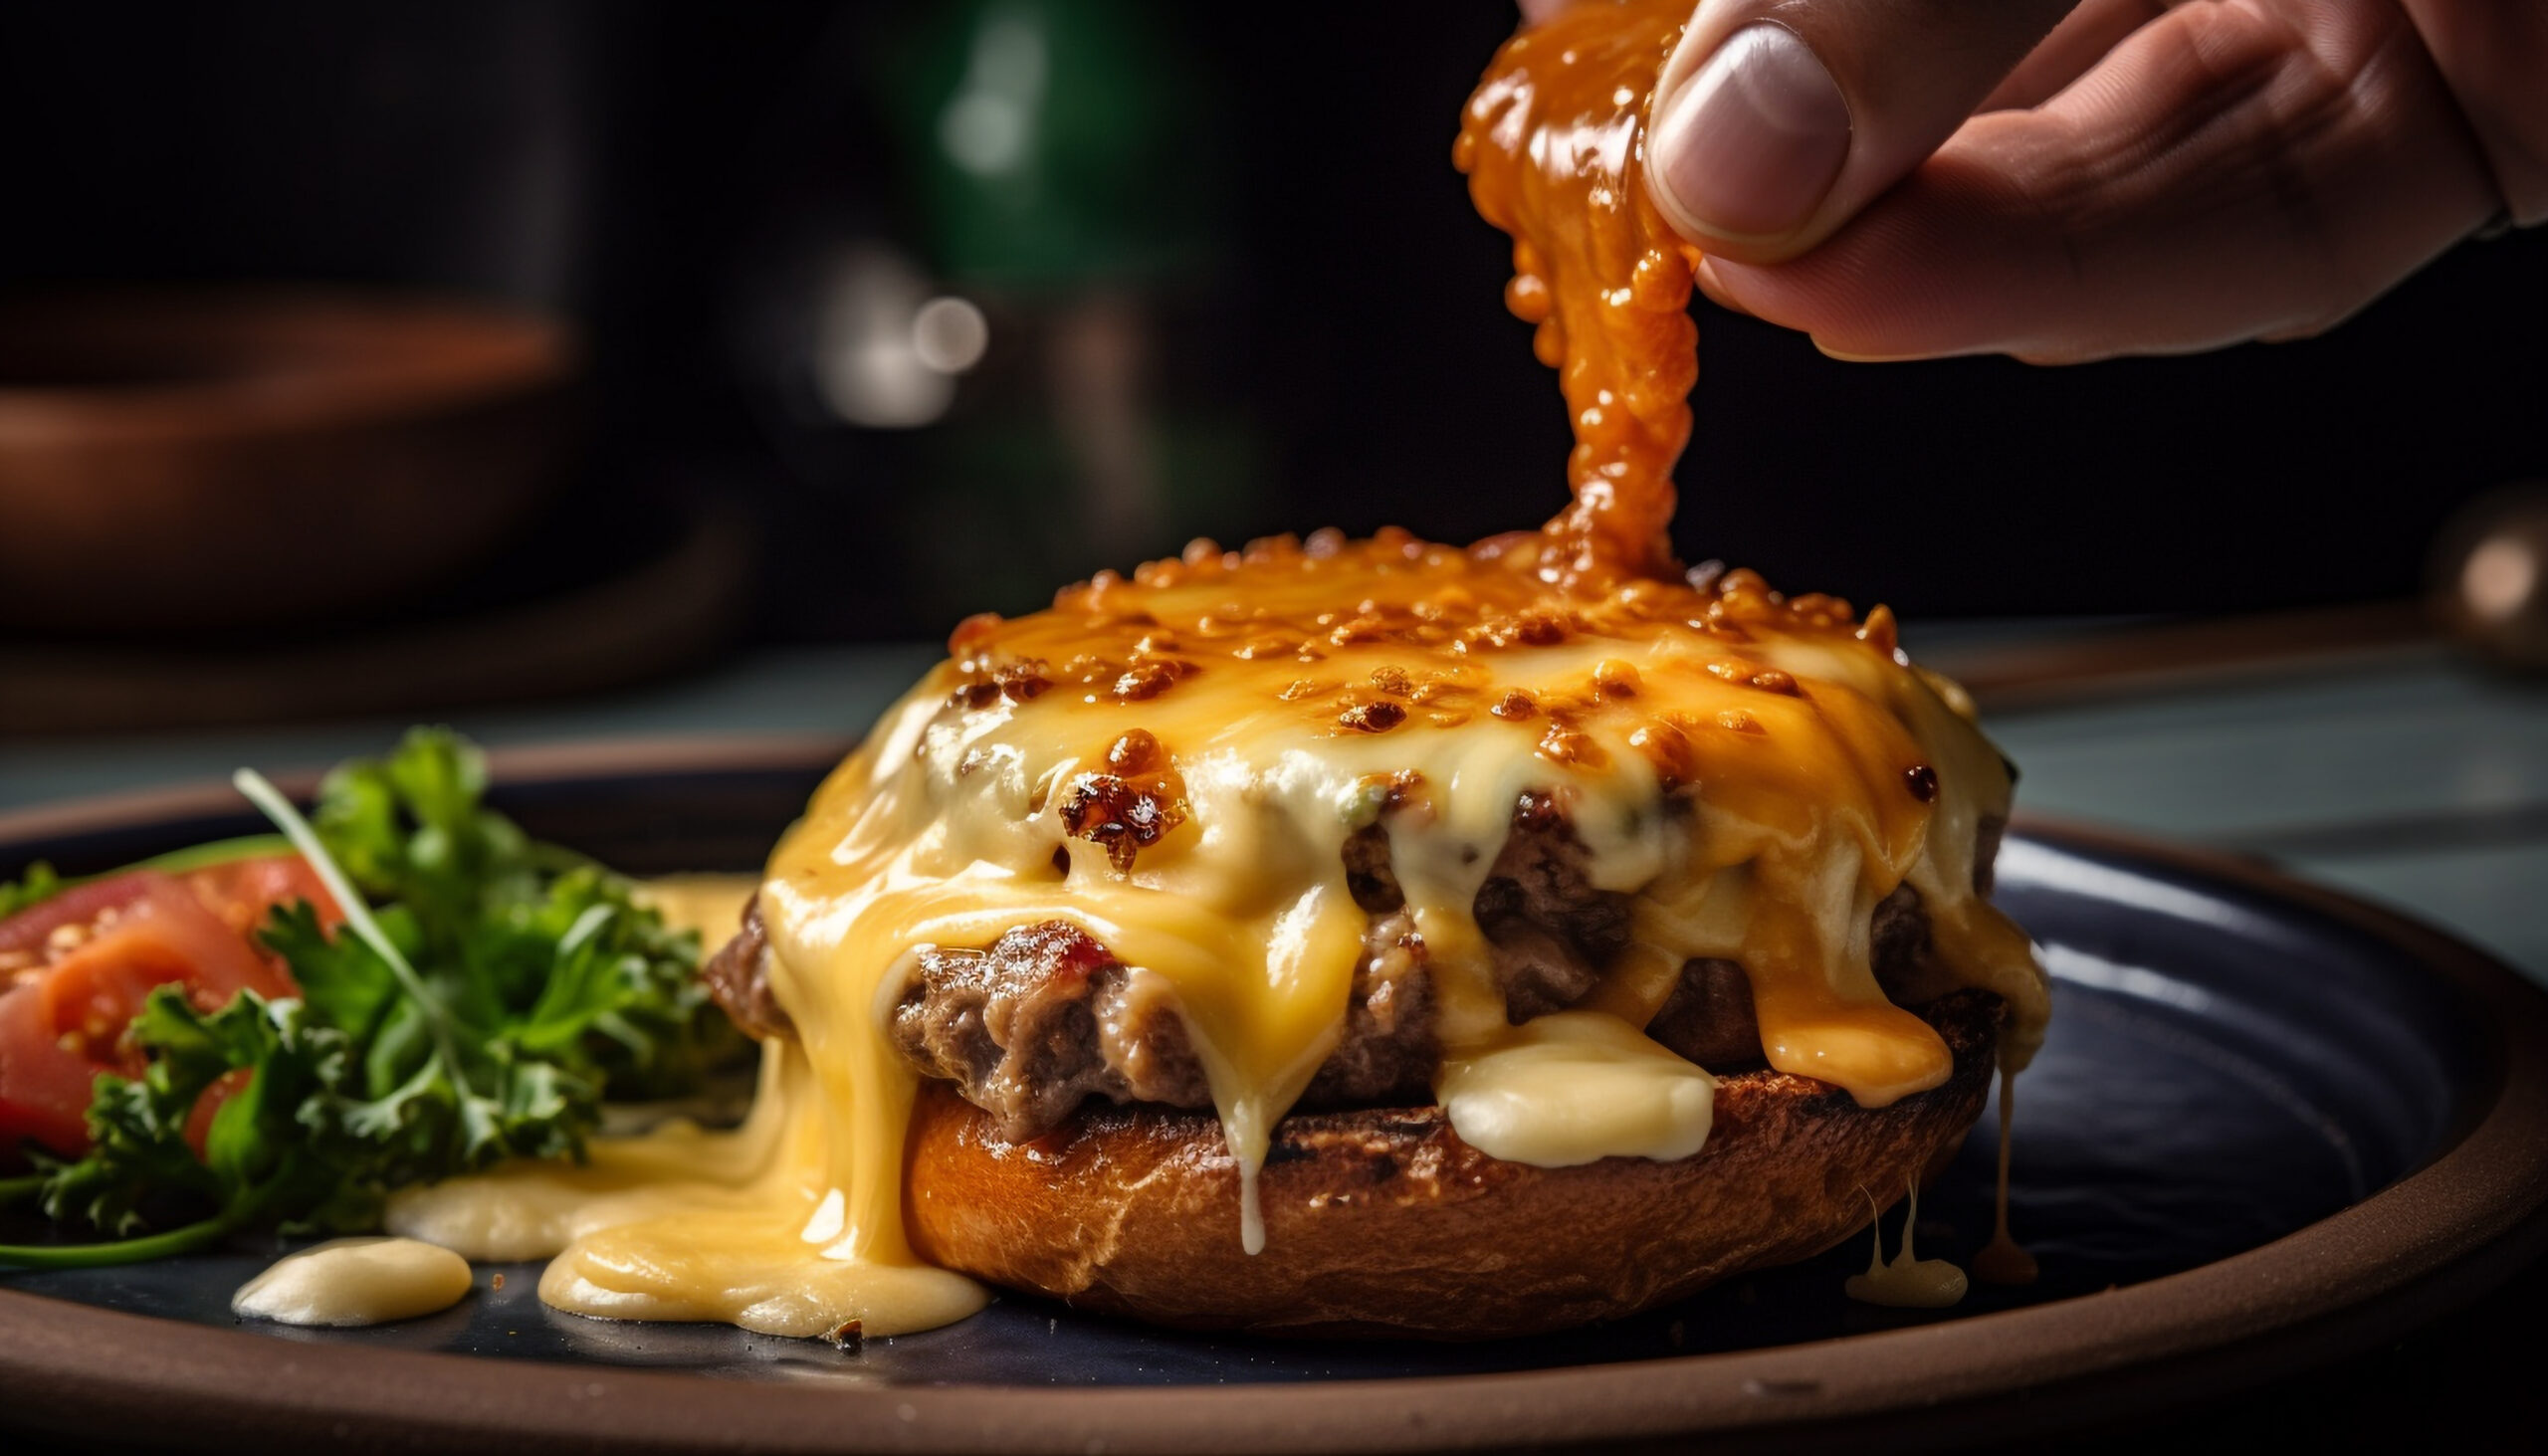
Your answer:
(904, 990), (2004, 1339)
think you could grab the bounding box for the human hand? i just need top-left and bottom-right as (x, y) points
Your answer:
(1527, 1), (2545, 363)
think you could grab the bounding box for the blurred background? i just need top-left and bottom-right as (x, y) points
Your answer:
(1, 0), (2543, 969)
(4, 0), (2539, 650)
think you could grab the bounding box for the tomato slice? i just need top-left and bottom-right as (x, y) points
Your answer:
(0, 859), (332, 1160)
(0, 987), (94, 1157)
(181, 1067), (256, 1161)
(180, 854), (343, 964)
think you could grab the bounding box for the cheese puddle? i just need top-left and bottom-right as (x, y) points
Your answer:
(387, 1042), (987, 1338)
(1439, 1009), (1714, 1165)
(1843, 1184), (1968, 1310)
(232, 1237), (474, 1327)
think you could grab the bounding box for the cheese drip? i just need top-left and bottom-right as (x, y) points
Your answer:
(388, 1042), (987, 1337)
(1844, 1183), (1969, 1310)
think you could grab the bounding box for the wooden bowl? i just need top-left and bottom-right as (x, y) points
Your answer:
(0, 289), (577, 634)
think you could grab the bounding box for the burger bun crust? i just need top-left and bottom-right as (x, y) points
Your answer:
(903, 989), (2005, 1339)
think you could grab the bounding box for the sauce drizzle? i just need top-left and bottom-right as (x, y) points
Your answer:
(1455, 0), (1705, 587)
(1843, 1183), (1969, 1310)
(1972, 1067), (2041, 1286)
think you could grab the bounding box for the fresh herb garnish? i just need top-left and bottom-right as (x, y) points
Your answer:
(0, 728), (730, 1266)
(0, 862), (61, 920)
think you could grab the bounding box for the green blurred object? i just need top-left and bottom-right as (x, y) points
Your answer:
(860, 0), (1254, 622)
(885, 0), (1217, 294)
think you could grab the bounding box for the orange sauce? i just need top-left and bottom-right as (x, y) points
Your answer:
(1972, 1068), (2042, 1286)
(1454, 0), (1703, 588)
(1456, 2), (2041, 1283)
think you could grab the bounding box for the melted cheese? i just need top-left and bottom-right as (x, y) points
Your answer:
(1439, 1009), (1714, 1164)
(386, 1042), (986, 1338)
(1843, 1184), (1970, 1310)
(1971, 1067), (2041, 1285)
(396, 535), (2045, 1336)
(231, 1237), (474, 1327)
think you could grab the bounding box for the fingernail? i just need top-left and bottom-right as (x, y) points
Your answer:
(1811, 338), (1916, 364)
(1648, 24), (1851, 242)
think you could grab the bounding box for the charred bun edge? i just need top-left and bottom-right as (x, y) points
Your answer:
(904, 988), (2006, 1339)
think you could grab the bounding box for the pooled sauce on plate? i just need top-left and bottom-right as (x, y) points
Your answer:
(1843, 1184), (1970, 1310)
(392, 1), (2043, 1335)
(231, 1237), (474, 1328)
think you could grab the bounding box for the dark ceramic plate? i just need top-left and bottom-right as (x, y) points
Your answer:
(2, 740), (2544, 1452)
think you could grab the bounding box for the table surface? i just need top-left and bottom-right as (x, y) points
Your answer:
(5, 625), (2540, 986)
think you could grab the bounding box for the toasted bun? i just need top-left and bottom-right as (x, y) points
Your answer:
(903, 990), (2003, 1339)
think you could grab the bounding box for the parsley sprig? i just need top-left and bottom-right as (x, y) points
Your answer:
(0, 729), (730, 1267)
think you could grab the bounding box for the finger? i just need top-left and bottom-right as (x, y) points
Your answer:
(1978, 0), (2167, 113)
(1644, 0), (2080, 262)
(1695, 0), (2507, 363)
(1517, 0), (1572, 25)
(2398, 0), (2548, 223)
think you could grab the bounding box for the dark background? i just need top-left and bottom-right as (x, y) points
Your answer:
(3, 0), (2541, 644)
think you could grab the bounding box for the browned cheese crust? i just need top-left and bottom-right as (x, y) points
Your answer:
(903, 988), (2005, 1339)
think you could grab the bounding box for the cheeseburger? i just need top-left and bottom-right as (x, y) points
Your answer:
(387, 0), (2047, 1340)
(694, 532), (2046, 1337)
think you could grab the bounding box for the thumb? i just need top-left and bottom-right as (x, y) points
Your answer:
(1646, 0), (2078, 262)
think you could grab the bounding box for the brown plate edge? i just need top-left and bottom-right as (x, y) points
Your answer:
(0, 746), (2543, 1454)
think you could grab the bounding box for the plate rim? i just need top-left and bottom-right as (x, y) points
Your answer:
(2, 739), (2544, 1454)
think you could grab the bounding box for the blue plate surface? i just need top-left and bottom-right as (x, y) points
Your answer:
(0, 748), (2540, 1450)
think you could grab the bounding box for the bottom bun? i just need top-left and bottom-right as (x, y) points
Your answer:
(904, 989), (2005, 1338)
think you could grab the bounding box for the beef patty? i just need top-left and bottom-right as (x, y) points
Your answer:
(702, 793), (2000, 1143)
